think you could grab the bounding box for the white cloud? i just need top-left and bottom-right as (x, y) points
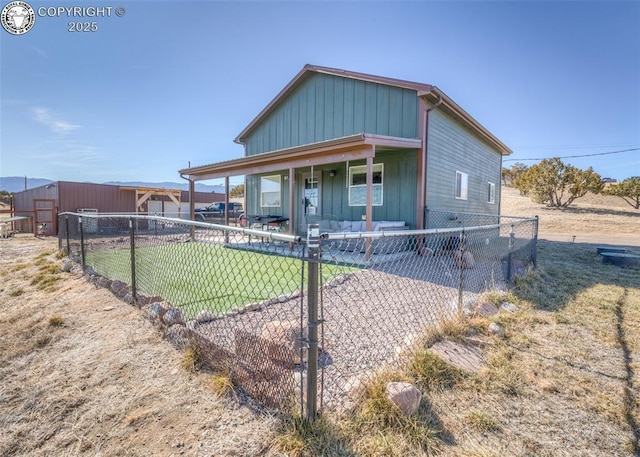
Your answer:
(33, 107), (81, 134)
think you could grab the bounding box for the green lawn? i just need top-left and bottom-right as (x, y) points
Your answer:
(86, 241), (352, 317)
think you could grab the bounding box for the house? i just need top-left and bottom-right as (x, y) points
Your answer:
(11, 181), (222, 236)
(180, 64), (511, 235)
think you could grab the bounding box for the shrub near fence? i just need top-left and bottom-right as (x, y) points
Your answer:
(59, 212), (538, 418)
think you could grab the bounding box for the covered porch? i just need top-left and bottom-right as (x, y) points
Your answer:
(179, 133), (423, 236)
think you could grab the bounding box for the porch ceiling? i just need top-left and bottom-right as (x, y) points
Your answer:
(180, 134), (422, 181)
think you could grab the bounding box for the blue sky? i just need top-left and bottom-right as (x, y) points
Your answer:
(1, 0), (639, 186)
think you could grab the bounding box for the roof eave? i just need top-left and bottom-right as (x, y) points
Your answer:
(418, 87), (513, 156)
(181, 134), (422, 181)
(235, 64), (434, 145)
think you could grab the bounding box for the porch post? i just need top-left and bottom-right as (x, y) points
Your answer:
(189, 178), (195, 239)
(224, 176), (230, 243)
(224, 176), (230, 226)
(365, 154), (373, 231)
(416, 98), (428, 230)
(288, 167), (295, 235)
(365, 153), (374, 260)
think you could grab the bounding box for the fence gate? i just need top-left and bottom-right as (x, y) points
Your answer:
(34, 199), (56, 236)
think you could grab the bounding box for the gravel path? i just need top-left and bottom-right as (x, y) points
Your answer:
(190, 251), (500, 410)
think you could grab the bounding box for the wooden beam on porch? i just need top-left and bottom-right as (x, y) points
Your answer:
(288, 167), (295, 236)
(365, 153), (374, 260)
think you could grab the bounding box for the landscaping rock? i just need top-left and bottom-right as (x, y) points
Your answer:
(61, 260), (74, 273)
(163, 308), (186, 326)
(166, 324), (189, 349)
(186, 320), (199, 330)
(97, 276), (112, 289)
(489, 322), (505, 338)
(510, 259), (527, 277)
(475, 302), (499, 317)
(430, 340), (485, 373)
(196, 310), (217, 323)
(385, 381), (422, 415)
(454, 250), (476, 269)
(261, 320), (308, 366)
(110, 280), (128, 298)
(149, 302), (168, 321)
(500, 302), (518, 313)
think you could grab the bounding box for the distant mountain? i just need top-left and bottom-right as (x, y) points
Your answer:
(0, 177), (230, 194)
(0, 177), (54, 192)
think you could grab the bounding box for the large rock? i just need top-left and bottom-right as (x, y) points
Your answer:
(166, 324), (189, 349)
(261, 320), (308, 366)
(149, 302), (169, 321)
(196, 310), (217, 323)
(500, 302), (518, 313)
(163, 307), (186, 326)
(386, 381), (422, 415)
(454, 250), (476, 269)
(489, 322), (505, 338)
(110, 280), (128, 298)
(61, 260), (74, 273)
(475, 302), (499, 317)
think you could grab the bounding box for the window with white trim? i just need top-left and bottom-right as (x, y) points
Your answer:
(348, 164), (383, 206)
(487, 182), (496, 204)
(260, 175), (281, 207)
(455, 171), (468, 200)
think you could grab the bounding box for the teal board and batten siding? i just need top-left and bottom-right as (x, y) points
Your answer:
(425, 109), (502, 215)
(245, 149), (418, 229)
(244, 73), (419, 155)
(320, 150), (417, 226)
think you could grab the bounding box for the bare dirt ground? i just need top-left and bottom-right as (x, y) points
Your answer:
(1, 188), (638, 456)
(0, 235), (278, 457)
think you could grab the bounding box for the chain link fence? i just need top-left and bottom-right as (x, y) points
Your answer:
(317, 217), (537, 409)
(59, 212), (537, 417)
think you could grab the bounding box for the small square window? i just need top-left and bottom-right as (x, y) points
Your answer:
(455, 171), (468, 200)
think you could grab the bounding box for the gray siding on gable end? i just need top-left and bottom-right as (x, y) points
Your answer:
(426, 109), (502, 214)
(245, 73), (419, 155)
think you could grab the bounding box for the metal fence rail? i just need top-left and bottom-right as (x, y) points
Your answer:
(59, 213), (310, 413)
(59, 212), (538, 417)
(316, 219), (536, 408)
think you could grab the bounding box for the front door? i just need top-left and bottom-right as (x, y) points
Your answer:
(299, 173), (321, 233)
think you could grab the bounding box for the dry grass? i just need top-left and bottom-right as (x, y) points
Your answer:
(0, 235), (279, 457)
(274, 188), (639, 456)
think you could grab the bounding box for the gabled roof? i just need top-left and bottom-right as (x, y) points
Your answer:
(234, 64), (434, 145)
(234, 64), (511, 156)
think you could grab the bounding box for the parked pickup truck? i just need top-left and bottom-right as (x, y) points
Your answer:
(194, 202), (245, 224)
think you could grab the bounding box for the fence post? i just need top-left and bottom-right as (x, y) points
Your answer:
(457, 229), (465, 318)
(507, 224), (515, 282)
(65, 216), (70, 257)
(532, 216), (539, 268)
(306, 223), (320, 421)
(129, 217), (138, 305)
(79, 216), (86, 272)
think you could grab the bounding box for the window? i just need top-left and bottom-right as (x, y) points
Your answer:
(455, 171), (468, 200)
(260, 175), (281, 207)
(487, 182), (496, 204)
(348, 164), (383, 206)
